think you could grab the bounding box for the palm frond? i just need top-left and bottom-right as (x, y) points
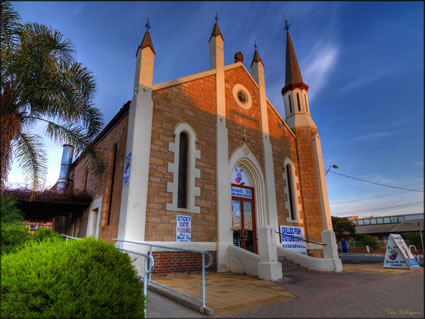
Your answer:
(13, 131), (47, 195)
(25, 116), (88, 153)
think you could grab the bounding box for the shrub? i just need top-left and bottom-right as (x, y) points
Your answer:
(403, 232), (424, 253)
(1, 237), (145, 319)
(32, 227), (60, 242)
(354, 233), (379, 251)
(1, 222), (32, 255)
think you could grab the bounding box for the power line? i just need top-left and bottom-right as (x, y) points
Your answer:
(330, 190), (414, 204)
(328, 170), (424, 193)
(333, 201), (424, 216)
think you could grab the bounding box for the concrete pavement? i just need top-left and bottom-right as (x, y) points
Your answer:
(221, 268), (424, 318)
(145, 263), (423, 318)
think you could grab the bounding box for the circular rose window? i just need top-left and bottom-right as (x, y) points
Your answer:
(232, 84), (252, 110)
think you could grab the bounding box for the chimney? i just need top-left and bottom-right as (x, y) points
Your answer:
(234, 51), (244, 63)
(57, 144), (74, 193)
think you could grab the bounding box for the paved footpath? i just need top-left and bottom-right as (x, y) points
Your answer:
(220, 270), (424, 318)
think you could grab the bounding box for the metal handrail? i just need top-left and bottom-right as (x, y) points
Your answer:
(113, 238), (212, 312)
(61, 234), (79, 241)
(274, 229), (326, 246)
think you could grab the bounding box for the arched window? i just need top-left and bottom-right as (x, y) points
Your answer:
(296, 93), (301, 112)
(101, 143), (118, 227)
(178, 133), (188, 208)
(288, 95), (293, 114)
(82, 169), (89, 192)
(304, 94), (309, 113)
(285, 164), (295, 220)
(167, 122), (201, 213)
(283, 159), (302, 222)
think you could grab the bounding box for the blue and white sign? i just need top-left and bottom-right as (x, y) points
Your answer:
(384, 233), (420, 269)
(176, 215), (191, 242)
(231, 186), (253, 199)
(123, 151), (132, 186)
(280, 225), (307, 255)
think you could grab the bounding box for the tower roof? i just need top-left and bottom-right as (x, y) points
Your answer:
(209, 23), (224, 42)
(137, 31), (155, 56)
(251, 49), (263, 67)
(285, 31), (303, 85)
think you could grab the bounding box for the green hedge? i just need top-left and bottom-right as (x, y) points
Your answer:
(1, 237), (145, 319)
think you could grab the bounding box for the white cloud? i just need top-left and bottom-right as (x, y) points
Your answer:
(337, 68), (394, 95)
(351, 131), (394, 142)
(303, 44), (339, 102)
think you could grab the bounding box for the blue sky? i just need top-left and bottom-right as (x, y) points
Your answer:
(8, 1), (424, 218)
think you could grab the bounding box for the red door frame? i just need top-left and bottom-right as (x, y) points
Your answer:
(231, 184), (257, 253)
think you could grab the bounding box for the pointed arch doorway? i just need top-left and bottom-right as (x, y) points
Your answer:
(231, 166), (257, 253)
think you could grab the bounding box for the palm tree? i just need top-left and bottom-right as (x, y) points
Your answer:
(1, 1), (105, 193)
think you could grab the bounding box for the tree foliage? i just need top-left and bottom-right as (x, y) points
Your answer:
(0, 197), (60, 254)
(0, 1), (105, 193)
(354, 233), (379, 251)
(332, 216), (356, 241)
(403, 232), (424, 253)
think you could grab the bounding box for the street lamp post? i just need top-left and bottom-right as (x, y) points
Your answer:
(325, 164), (339, 175)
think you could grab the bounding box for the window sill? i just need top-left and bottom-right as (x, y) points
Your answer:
(166, 203), (200, 214)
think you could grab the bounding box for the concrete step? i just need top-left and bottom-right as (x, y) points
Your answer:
(278, 257), (309, 272)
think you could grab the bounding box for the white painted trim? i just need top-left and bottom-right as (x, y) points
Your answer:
(277, 245), (342, 272)
(283, 88), (317, 130)
(283, 158), (303, 223)
(232, 84), (252, 110)
(312, 132), (332, 230)
(224, 63), (259, 90)
(166, 121), (201, 214)
(143, 241), (216, 252)
(229, 143), (268, 228)
(87, 196), (102, 239)
(117, 86), (154, 242)
(266, 97), (296, 139)
(152, 69), (216, 91)
(224, 62), (296, 139)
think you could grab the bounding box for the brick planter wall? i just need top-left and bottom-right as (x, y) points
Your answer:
(151, 251), (216, 275)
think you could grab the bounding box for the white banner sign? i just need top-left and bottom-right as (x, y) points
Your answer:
(176, 215), (191, 242)
(384, 233), (420, 269)
(123, 151), (132, 186)
(231, 186), (253, 199)
(280, 225), (307, 255)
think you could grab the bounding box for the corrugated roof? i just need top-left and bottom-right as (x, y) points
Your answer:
(356, 220), (424, 234)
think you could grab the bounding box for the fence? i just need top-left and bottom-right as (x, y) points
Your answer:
(26, 220), (55, 232)
(113, 238), (213, 313)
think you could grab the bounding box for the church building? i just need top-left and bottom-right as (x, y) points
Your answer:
(63, 19), (341, 280)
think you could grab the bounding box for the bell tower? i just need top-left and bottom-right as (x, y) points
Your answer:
(281, 21), (316, 130)
(281, 22), (340, 267)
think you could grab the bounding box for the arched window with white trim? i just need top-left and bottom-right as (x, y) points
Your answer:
(166, 122), (200, 213)
(283, 158), (302, 222)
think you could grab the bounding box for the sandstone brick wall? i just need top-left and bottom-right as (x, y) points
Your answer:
(145, 74), (217, 242)
(267, 104), (304, 229)
(225, 66), (264, 171)
(69, 112), (129, 243)
(151, 251), (216, 275)
(293, 127), (324, 243)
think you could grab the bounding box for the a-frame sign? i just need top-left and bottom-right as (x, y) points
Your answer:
(384, 233), (420, 269)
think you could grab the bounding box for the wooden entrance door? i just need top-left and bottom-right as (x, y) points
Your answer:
(231, 184), (257, 253)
